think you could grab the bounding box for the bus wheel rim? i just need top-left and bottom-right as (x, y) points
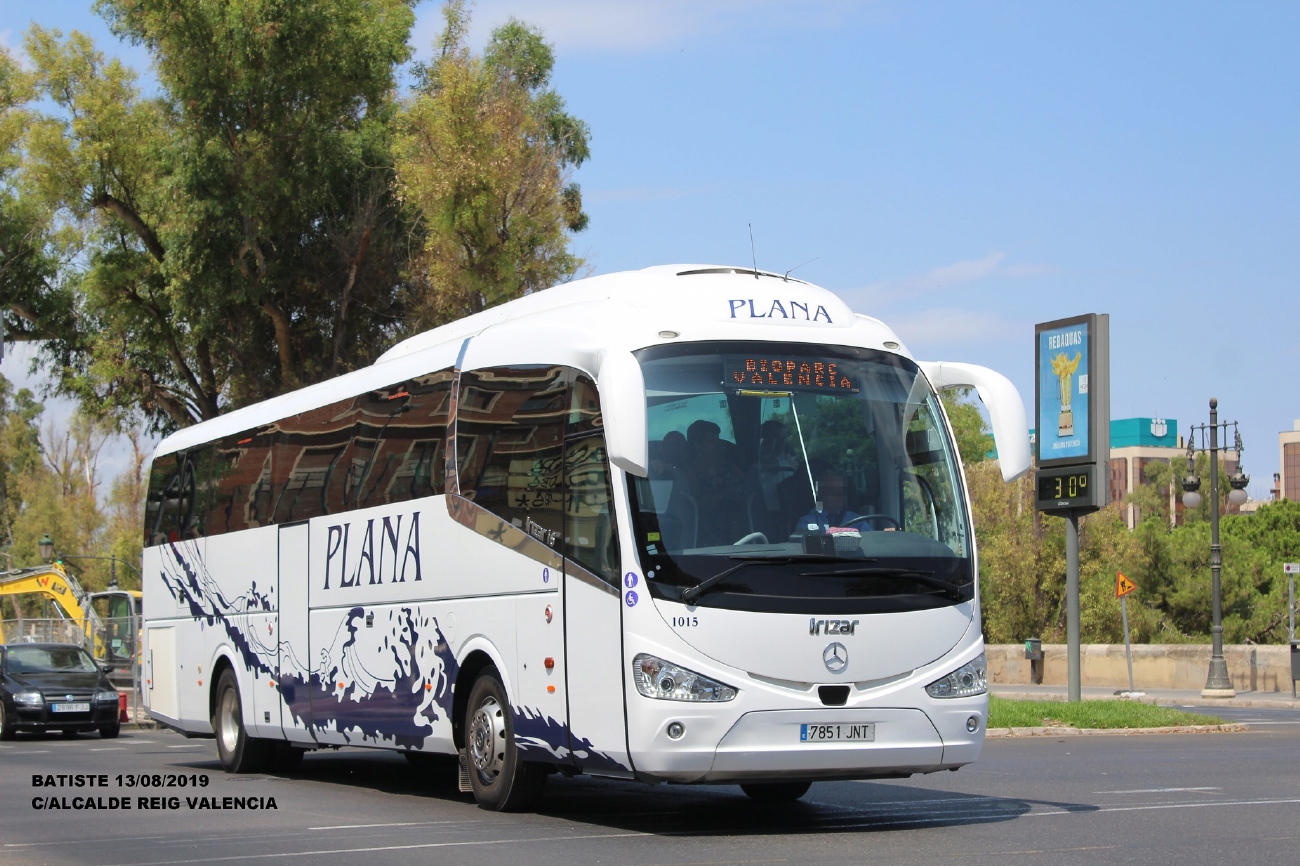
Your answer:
(469, 696), (506, 782)
(218, 687), (240, 754)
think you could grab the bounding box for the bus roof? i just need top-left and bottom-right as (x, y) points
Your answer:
(153, 265), (907, 458)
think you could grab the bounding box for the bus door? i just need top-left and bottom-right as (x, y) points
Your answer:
(278, 521), (314, 744)
(561, 405), (633, 775)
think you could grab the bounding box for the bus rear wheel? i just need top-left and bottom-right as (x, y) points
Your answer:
(464, 667), (546, 811)
(741, 781), (812, 802)
(212, 669), (271, 773)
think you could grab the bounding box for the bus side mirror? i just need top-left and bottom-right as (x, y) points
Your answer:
(597, 350), (649, 478)
(920, 361), (1030, 482)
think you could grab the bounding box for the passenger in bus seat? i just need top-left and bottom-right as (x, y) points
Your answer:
(683, 420), (748, 545)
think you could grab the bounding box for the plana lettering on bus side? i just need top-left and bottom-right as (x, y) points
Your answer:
(323, 512), (422, 590)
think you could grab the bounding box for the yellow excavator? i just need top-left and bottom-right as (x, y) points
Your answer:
(0, 564), (141, 664)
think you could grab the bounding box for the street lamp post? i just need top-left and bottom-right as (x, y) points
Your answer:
(1180, 397), (1249, 699)
(55, 553), (142, 590)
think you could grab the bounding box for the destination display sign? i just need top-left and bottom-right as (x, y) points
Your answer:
(725, 356), (857, 393)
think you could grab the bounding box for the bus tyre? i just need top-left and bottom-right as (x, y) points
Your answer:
(213, 669), (271, 773)
(741, 781), (813, 802)
(464, 668), (546, 811)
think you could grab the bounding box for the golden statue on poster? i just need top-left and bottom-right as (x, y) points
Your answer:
(1051, 351), (1081, 436)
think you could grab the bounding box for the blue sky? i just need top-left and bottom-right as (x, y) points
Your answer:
(2, 1), (1297, 494)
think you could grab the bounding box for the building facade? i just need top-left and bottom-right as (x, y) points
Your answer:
(1281, 420), (1300, 501)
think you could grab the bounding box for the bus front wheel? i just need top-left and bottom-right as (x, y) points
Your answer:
(464, 667), (546, 811)
(212, 669), (272, 773)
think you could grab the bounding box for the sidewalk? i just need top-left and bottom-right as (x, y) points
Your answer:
(991, 683), (1300, 710)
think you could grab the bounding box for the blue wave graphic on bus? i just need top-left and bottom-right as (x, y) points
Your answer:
(304, 605), (458, 747)
(157, 541), (458, 747)
(156, 541), (626, 769)
(512, 707), (627, 773)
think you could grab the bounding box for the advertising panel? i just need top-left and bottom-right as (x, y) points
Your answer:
(1034, 313), (1109, 513)
(1036, 319), (1091, 462)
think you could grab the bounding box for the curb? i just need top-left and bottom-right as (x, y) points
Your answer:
(993, 690), (1300, 710)
(987, 723), (1249, 738)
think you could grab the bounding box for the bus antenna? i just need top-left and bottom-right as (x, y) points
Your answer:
(748, 224), (759, 278)
(784, 257), (818, 282)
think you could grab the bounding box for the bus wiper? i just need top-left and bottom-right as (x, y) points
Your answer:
(681, 555), (867, 605)
(798, 566), (967, 600)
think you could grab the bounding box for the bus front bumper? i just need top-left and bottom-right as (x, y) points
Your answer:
(631, 705), (983, 784)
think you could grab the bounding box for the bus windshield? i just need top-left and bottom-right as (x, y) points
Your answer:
(628, 341), (972, 614)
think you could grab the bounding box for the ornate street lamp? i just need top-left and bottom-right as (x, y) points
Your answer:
(38, 533), (54, 564)
(1180, 398), (1249, 698)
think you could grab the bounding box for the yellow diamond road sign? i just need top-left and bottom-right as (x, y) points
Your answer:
(1116, 571), (1136, 598)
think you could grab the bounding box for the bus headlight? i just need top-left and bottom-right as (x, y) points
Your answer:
(924, 653), (987, 698)
(633, 654), (737, 702)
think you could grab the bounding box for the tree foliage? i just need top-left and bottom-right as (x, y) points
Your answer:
(395, 0), (591, 331)
(940, 387), (992, 466)
(0, 374), (142, 603)
(1, 1), (590, 437)
(972, 452), (1300, 645)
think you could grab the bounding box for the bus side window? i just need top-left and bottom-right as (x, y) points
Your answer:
(376, 371), (452, 505)
(274, 399), (354, 522)
(564, 375), (620, 583)
(458, 366), (567, 545)
(205, 427), (276, 536)
(143, 448), (211, 546)
(144, 453), (182, 545)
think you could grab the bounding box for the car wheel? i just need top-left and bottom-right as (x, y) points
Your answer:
(99, 723), (121, 739)
(464, 667), (546, 811)
(212, 669), (271, 773)
(0, 703), (15, 740)
(740, 781), (813, 802)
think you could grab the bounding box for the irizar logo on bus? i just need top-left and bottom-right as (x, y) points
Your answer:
(728, 299), (834, 323)
(810, 618), (860, 636)
(323, 512), (423, 589)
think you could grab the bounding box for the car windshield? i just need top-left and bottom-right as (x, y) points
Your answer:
(5, 646), (99, 674)
(628, 341), (972, 614)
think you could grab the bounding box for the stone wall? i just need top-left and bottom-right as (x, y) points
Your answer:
(987, 644), (1299, 693)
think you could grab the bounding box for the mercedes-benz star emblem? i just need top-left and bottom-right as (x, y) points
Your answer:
(823, 642), (848, 673)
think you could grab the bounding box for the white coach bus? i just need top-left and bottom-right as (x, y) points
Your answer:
(141, 264), (1029, 811)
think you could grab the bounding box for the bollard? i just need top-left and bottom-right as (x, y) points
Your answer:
(1024, 639), (1044, 685)
(1291, 641), (1299, 699)
(118, 692), (129, 723)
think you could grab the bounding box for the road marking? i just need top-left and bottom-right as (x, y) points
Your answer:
(1093, 786), (1220, 794)
(167, 744), (205, 749)
(1089, 797), (1300, 815)
(6, 837), (168, 849)
(308, 820), (480, 830)
(100, 832), (648, 866)
(89, 747), (126, 752)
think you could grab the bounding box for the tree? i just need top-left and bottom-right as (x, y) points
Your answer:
(395, 1), (591, 331)
(939, 388), (992, 466)
(12, 0), (419, 432)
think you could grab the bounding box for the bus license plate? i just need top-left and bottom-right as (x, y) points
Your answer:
(52, 703), (90, 713)
(800, 723), (874, 742)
